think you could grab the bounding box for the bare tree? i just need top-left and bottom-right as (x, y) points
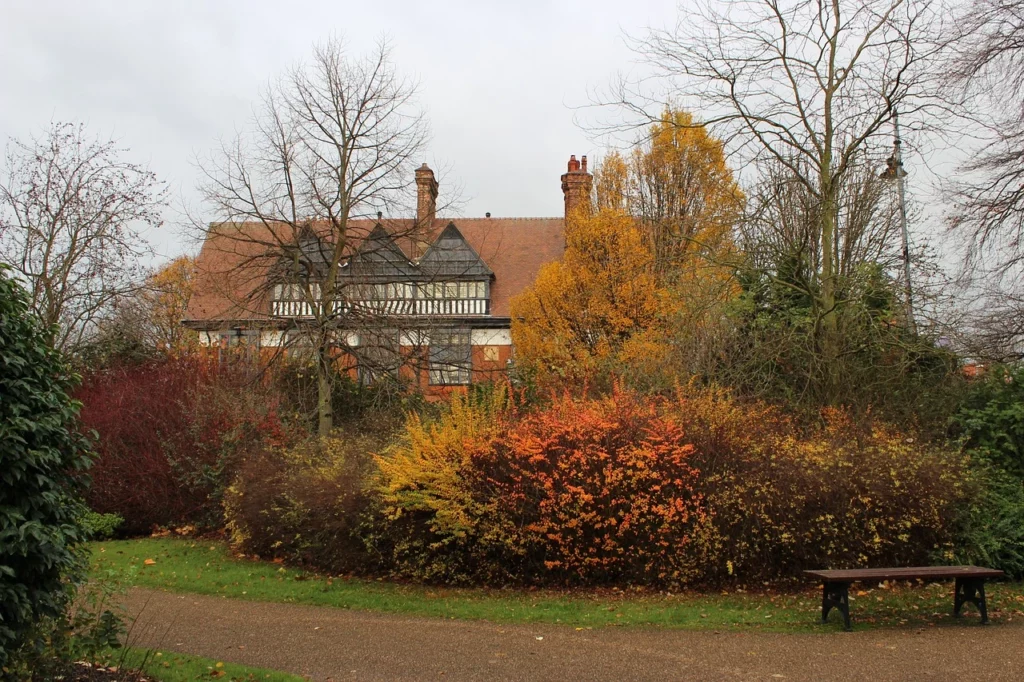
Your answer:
(195, 37), (433, 435)
(945, 1), (1024, 355)
(949, 1), (1024, 270)
(742, 155), (905, 295)
(600, 0), (952, 399)
(0, 122), (166, 351)
(712, 153), (963, 422)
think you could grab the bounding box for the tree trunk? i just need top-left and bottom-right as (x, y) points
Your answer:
(317, 341), (333, 436)
(818, 175), (840, 404)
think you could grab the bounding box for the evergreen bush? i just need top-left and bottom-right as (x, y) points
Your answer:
(0, 266), (93, 668)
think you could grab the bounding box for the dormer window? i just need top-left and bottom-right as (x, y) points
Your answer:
(420, 281), (488, 300)
(273, 283), (320, 301)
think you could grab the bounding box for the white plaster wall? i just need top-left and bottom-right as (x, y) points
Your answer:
(261, 331), (284, 347)
(400, 330), (428, 347)
(471, 328), (512, 346)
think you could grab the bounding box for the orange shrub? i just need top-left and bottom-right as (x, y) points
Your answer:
(378, 387), (707, 585)
(377, 384), (968, 587)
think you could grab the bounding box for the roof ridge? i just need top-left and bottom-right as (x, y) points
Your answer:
(451, 216), (563, 221)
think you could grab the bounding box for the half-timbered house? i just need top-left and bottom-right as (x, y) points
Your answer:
(183, 155), (593, 395)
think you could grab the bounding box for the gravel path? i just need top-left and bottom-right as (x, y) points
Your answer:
(122, 587), (1024, 681)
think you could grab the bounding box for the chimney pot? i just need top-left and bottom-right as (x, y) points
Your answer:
(581, 155), (587, 172)
(377, 211), (383, 221)
(486, 212), (491, 218)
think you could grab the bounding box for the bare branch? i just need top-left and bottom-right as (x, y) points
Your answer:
(0, 121), (167, 351)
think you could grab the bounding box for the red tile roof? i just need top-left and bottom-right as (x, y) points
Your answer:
(184, 217), (565, 325)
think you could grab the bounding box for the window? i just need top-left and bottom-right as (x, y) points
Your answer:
(357, 330), (401, 386)
(429, 330), (471, 385)
(350, 282), (414, 301)
(218, 329), (261, 348)
(281, 329), (316, 358)
(418, 281), (487, 300)
(274, 283), (320, 300)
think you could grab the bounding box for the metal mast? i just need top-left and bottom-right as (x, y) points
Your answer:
(882, 109), (916, 334)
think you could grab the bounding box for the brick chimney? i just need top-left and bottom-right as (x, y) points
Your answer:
(415, 163), (438, 226)
(561, 154), (593, 218)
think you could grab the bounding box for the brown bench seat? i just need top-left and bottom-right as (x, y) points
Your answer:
(804, 566), (1005, 631)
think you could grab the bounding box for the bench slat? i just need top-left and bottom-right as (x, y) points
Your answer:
(804, 566), (1004, 582)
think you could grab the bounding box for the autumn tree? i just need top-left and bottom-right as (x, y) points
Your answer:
(0, 122), (166, 351)
(138, 256), (197, 353)
(196, 37), (429, 435)
(510, 208), (672, 390)
(603, 0), (952, 402)
(595, 108), (744, 275)
(591, 109), (744, 385)
(113, 256), (198, 353)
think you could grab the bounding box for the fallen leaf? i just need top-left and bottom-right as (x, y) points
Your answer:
(143, 559), (156, 566)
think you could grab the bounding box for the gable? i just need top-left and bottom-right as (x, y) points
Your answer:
(417, 222), (493, 279)
(344, 223), (418, 280)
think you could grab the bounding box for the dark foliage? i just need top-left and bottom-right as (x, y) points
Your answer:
(955, 364), (1024, 479)
(0, 266), (93, 669)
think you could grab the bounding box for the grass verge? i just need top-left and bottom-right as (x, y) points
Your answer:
(92, 538), (1024, 633)
(121, 647), (305, 681)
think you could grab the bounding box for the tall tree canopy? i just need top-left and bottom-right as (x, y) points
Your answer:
(510, 208), (672, 390)
(595, 108), (744, 275)
(602, 0), (950, 402)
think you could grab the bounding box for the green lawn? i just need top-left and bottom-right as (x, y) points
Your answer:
(120, 648), (304, 682)
(91, 538), (1024, 633)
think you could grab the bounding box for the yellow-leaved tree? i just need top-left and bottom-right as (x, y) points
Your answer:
(595, 108), (744, 274)
(594, 109), (745, 384)
(510, 208), (674, 390)
(144, 256), (197, 354)
(517, 110), (745, 391)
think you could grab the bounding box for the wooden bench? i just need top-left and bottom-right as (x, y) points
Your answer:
(804, 566), (1005, 631)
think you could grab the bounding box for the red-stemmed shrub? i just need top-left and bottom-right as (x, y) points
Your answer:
(77, 357), (291, 535)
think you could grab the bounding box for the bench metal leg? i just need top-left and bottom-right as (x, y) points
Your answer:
(821, 581), (852, 631)
(954, 577), (989, 624)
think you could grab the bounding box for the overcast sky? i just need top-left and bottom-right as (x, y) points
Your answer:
(0, 0), (682, 262)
